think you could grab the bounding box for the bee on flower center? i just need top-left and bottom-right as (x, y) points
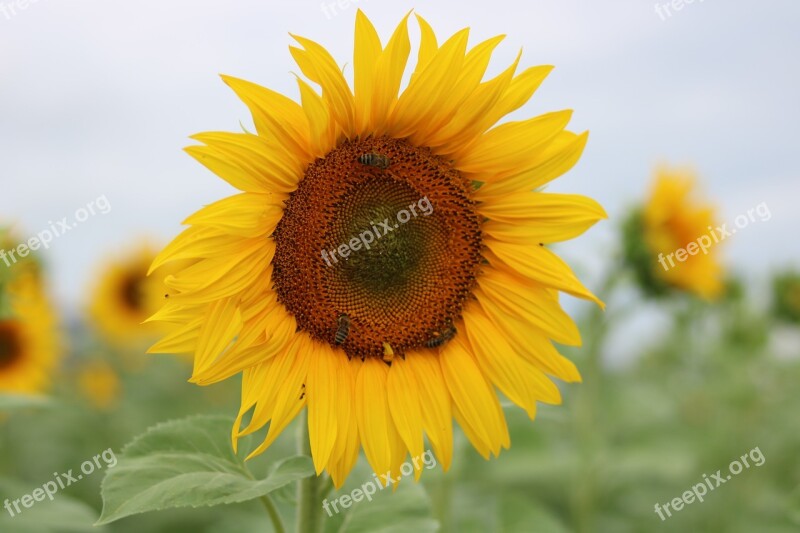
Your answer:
(334, 314), (351, 345)
(358, 153), (390, 169)
(424, 324), (456, 349)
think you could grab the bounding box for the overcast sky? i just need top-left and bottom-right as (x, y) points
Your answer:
(1, 0), (798, 311)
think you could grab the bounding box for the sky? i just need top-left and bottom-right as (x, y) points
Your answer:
(1, 0), (798, 312)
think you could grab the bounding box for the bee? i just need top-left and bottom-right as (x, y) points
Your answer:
(358, 153), (390, 169)
(334, 314), (351, 345)
(424, 324), (456, 349)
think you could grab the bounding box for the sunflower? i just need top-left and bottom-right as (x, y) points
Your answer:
(89, 244), (185, 344)
(624, 166), (723, 300)
(0, 268), (59, 395)
(77, 359), (121, 410)
(149, 11), (604, 487)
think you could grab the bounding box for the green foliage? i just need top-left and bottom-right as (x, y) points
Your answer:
(0, 478), (105, 533)
(96, 415), (314, 524)
(3, 269), (799, 532)
(0, 393), (50, 411)
(772, 271), (800, 324)
(332, 480), (439, 533)
(621, 209), (669, 299)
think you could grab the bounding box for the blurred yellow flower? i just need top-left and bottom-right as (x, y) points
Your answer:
(624, 166), (724, 300)
(149, 11), (603, 487)
(88, 244), (184, 345)
(0, 269), (60, 395)
(77, 360), (121, 410)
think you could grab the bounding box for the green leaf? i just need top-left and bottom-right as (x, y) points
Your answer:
(0, 394), (50, 410)
(96, 414), (314, 525)
(0, 477), (104, 533)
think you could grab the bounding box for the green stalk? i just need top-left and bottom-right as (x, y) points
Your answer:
(260, 494), (287, 533)
(572, 269), (621, 533)
(296, 412), (322, 533)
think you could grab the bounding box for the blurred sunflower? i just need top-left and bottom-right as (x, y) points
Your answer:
(89, 245), (185, 345)
(0, 261), (59, 395)
(623, 166), (724, 300)
(149, 11), (604, 487)
(77, 359), (121, 410)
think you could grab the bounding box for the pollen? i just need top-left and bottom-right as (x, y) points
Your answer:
(272, 136), (482, 359)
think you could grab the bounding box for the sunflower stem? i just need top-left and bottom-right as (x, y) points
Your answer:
(259, 494), (287, 533)
(433, 469), (454, 532)
(296, 412), (322, 533)
(573, 267), (621, 533)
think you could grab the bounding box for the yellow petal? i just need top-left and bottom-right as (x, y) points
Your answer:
(164, 240), (266, 293)
(485, 241), (603, 307)
(405, 351), (453, 471)
(476, 268), (581, 346)
(388, 28), (469, 138)
(411, 14), (439, 82)
(290, 35), (355, 136)
(246, 336), (311, 459)
(482, 64), (555, 131)
(409, 34), (505, 147)
(370, 13), (412, 133)
(480, 192), (607, 244)
(463, 305), (562, 415)
(186, 132), (301, 194)
(296, 77), (337, 158)
(146, 317), (203, 355)
(307, 343), (339, 474)
(191, 297), (243, 379)
(454, 110), (572, 176)
(475, 131), (589, 198)
(233, 361), (272, 453)
(183, 193), (284, 238)
(479, 306), (582, 383)
(327, 356), (361, 488)
(439, 336), (509, 458)
(144, 301), (205, 325)
(221, 75), (312, 162)
(149, 226), (249, 274)
(434, 64), (553, 156)
(192, 342), (279, 386)
(167, 244), (273, 305)
(353, 9), (381, 133)
(387, 357), (425, 479)
(356, 358), (396, 480)
(191, 294), (289, 385)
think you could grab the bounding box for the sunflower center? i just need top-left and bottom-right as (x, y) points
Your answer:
(272, 136), (482, 359)
(0, 320), (22, 369)
(119, 272), (145, 313)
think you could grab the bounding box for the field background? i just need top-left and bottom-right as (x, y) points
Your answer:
(1, 1), (798, 532)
